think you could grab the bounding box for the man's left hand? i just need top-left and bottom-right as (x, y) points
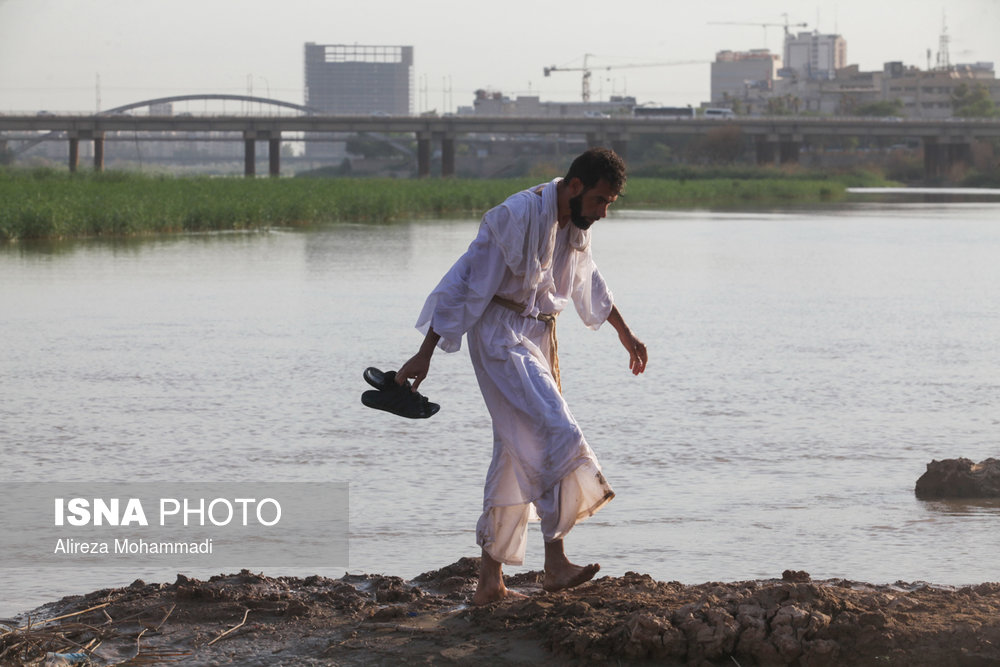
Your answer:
(618, 330), (647, 375)
(607, 305), (647, 375)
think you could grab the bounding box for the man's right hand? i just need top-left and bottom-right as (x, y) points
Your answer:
(397, 352), (431, 391)
(397, 328), (441, 391)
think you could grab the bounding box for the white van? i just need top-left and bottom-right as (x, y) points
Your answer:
(703, 108), (735, 118)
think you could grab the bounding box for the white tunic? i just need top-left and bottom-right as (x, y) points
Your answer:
(415, 178), (616, 565)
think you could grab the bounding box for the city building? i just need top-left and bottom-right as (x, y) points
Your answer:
(781, 31), (847, 81)
(303, 43), (414, 115)
(769, 64), (882, 115)
(709, 31), (847, 110)
(303, 43), (413, 159)
(710, 49), (780, 104)
(458, 89), (636, 117)
(881, 61), (999, 119)
(765, 60), (1000, 118)
(709, 23), (999, 119)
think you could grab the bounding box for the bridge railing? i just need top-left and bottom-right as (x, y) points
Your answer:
(4, 112), (999, 176)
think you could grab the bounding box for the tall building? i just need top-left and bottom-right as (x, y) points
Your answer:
(304, 43), (413, 115)
(710, 49), (780, 104)
(782, 32), (846, 80)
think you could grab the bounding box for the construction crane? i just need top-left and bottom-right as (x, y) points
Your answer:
(543, 53), (707, 103)
(708, 13), (807, 48)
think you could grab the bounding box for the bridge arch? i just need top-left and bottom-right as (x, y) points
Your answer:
(12, 94), (321, 159)
(12, 95), (420, 174)
(102, 95), (415, 165)
(101, 94), (321, 116)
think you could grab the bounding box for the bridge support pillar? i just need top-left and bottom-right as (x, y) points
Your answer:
(268, 135), (281, 177)
(924, 138), (944, 178)
(610, 134), (629, 161)
(68, 136), (80, 173)
(441, 134), (455, 177)
(755, 135), (778, 165)
(585, 132), (608, 149)
(923, 137), (972, 179)
(417, 132), (431, 178)
(93, 133), (105, 172)
(952, 142), (973, 170)
(243, 136), (256, 177)
(243, 131), (280, 177)
(779, 135), (801, 164)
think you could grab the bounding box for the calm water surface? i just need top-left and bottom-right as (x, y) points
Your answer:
(2, 201), (999, 616)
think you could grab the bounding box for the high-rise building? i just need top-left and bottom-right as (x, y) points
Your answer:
(710, 49), (780, 104)
(782, 32), (846, 80)
(304, 43), (413, 115)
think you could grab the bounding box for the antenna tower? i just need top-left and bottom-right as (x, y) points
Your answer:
(935, 12), (951, 70)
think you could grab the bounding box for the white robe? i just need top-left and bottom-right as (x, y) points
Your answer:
(415, 178), (616, 565)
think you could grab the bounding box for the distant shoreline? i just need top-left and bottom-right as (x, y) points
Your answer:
(848, 186), (1000, 196)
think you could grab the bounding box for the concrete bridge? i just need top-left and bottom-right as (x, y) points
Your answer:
(3, 99), (999, 178)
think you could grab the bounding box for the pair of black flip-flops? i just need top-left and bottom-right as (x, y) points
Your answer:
(361, 367), (440, 419)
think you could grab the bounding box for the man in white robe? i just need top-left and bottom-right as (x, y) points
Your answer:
(398, 148), (647, 604)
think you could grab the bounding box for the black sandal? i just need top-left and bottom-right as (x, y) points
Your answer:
(363, 366), (396, 391)
(361, 367), (440, 419)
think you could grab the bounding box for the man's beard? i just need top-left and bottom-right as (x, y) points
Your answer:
(569, 194), (593, 230)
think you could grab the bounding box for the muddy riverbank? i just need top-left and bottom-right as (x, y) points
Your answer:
(4, 558), (999, 666)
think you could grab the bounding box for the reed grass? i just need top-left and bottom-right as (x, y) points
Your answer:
(622, 178), (845, 207)
(0, 168), (867, 241)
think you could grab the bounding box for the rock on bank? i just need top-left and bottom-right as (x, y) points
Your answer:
(915, 457), (1000, 499)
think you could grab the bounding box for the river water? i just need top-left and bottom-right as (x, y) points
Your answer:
(3, 198), (999, 616)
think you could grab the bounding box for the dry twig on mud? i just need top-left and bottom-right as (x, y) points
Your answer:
(206, 608), (250, 647)
(0, 600), (190, 666)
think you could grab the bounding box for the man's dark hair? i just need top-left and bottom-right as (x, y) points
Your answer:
(565, 147), (626, 194)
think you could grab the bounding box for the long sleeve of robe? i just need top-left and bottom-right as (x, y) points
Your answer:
(415, 178), (616, 565)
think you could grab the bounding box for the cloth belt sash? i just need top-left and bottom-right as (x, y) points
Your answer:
(491, 295), (561, 393)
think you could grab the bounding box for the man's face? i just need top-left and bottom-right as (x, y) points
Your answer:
(568, 179), (620, 230)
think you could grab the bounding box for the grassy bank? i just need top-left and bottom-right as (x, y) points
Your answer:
(0, 168), (886, 241)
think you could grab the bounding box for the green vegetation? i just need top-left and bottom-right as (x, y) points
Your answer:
(624, 177), (841, 207)
(0, 167), (890, 241)
(0, 169), (533, 241)
(628, 163), (891, 187)
(959, 169), (1000, 188)
(952, 83), (1000, 118)
(856, 99), (905, 117)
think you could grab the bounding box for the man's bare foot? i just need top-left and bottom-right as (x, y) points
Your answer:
(543, 561), (600, 592)
(471, 581), (527, 605)
(472, 548), (527, 605)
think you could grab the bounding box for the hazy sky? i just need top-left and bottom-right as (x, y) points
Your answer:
(1, 0), (998, 113)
